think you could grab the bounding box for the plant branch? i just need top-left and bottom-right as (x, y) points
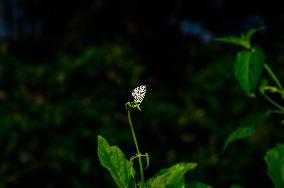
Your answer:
(127, 109), (144, 184)
(264, 63), (283, 89)
(260, 91), (284, 112)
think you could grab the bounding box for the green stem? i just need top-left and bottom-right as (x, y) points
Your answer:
(267, 110), (284, 115)
(264, 63), (283, 89)
(127, 109), (144, 184)
(260, 91), (284, 111)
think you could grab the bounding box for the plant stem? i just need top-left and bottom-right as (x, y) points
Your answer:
(267, 110), (284, 115)
(264, 63), (283, 89)
(260, 91), (284, 111)
(127, 109), (144, 183)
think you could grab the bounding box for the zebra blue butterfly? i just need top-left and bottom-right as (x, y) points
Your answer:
(132, 85), (147, 103)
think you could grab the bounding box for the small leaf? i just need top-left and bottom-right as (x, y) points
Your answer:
(216, 27), (262, 49)
(230, 185), (245, 188)
(186, 182), (213, 188)
(244, 28), (263, 42)
(234, 46), (264, 95)
(97, 135), (135, 188)
(264, 144), (284, 188)
(223, 111), (267, 151)
(145, 153), (150, 169)
(146, 162), (197, 188)
(215, 36), (250, 49)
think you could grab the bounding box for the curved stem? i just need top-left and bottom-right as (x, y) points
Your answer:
(260, 91), (284, 112)
(264, 63), (283, 89)
(127, 109), (144, 183)
(267, 110), (284, 115)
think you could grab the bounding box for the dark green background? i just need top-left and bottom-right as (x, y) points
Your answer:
(1, 1), (284, 187)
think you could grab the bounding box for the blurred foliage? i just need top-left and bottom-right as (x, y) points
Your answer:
(1, 1), (284, 187)
(0, 36), (284, 188)
(264, 144), (284, 188)
(0, 41), (144, 187)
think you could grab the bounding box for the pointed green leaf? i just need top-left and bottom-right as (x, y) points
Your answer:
(186, 182), (213, 188)
(230, 185), (245, 188)
(97, 135), (135, 188)
(215, 36), (250, 49)
(216, 28), (262, 49)
(264, 144), (284, 188)
(234, 47), (264, 95)
(223, 111), (267, 151)
(244, 28), (263, 42)
(147, 162), (197, 188)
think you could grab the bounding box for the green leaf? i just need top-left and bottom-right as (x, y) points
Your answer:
(230, 185), (245, 188)
(216, 28), (263, 49)
(186, 182), (213, 188)
(215, 36), (250, 49)
(234, 47), (264, 95)
(244, 28), (263, 42)
(223, 111), (267, 151)
(146, 162), (197, 188)
(264, 144), (284, 188)
(97, 135), (135, 188)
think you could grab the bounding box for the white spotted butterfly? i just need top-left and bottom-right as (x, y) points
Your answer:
(131, 85), (147, 103)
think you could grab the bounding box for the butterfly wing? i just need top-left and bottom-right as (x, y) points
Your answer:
(132, 85), (147, 103)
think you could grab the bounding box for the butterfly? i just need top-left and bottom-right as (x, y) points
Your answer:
(131, 85), (147, 103)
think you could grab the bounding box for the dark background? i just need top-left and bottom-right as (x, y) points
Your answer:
(1, 0), (284, 187)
